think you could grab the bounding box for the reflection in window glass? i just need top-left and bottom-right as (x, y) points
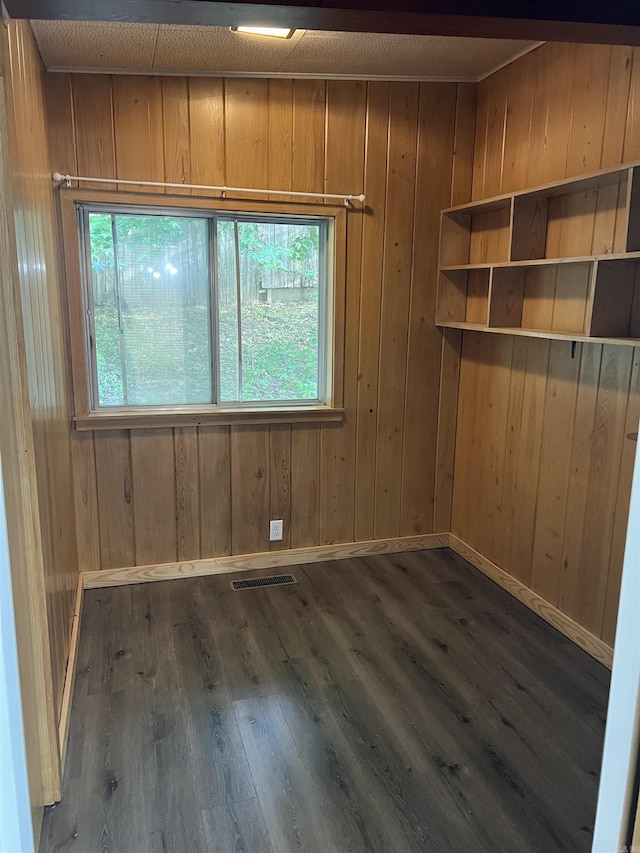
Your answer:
(89, 213), (211, 407)
(85, 209), (325, 409)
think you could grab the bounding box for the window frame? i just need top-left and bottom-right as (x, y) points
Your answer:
(59, 188), (347, 430)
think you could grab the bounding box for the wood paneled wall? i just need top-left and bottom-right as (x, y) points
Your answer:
(46, 73), (475, 570)
(452, 42), (640, 646)
(1, 31), (55, 837)
(4, 19), (79, 740)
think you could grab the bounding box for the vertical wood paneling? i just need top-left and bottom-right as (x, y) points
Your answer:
(510, 341), (551, 588)
(320, 80), (366, 545)
(292, 79), (325, 195)
(113, 76), (164, 185)
(162, 76), (190, 192)
(175, 427), (200, 560)
(529, 341), (581, 604)
(432, 83), (477, 535)
(480, 76), (508, 197)
(225, 78), (268, 197)
(198, 426), (231, 557)
(601, 47), (634, 168)
(44, 72), (77, 177)
(602, 351), (640, 644)
(354, 81), (389, 542)
(540, 44), (575, 186)
(269, 424), (291, 551)
(131, 429), (177, 565)
(501, 52), (534, 193)
(231, 425), (270, 555)
(4, 22), (79, 767)
(450, 83), (477, 206)
(290, 425), (320, 548)
(472, 82), (489, 202)
(623, 48), (640, 162)
(456, 42), (640, 645)
(576, 345), (633, 634)
(1, 21), (66, 821)
(565, 45), (611, 176)
(374, 82), (419, 539)
(451, 333), (491, 542)
(289, 79), (324, 548)
(479, 336), (514, 565)
(94, 430), (134, 569)
(433, 329), (462, 533)
(70, 431), (100, 571)
(558, 345), (603, 619)
(401, 83), (457, 536)
(267, 78), (292, 202)
(71, 75), (116, 188)
(188, 77), (225, 192)
(53, 76), (464, 566)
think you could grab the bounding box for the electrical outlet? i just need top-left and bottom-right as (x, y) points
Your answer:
(269, 519), (283, 541)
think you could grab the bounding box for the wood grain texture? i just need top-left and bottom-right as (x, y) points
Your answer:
(452, 329), (639, 647)
(3, 21), (81, 816)
(131, 429), (177, 565)
(198, 425), (232, 557)
(0, 25), (61, 833)
(374, 81), (418, 539)
(290, 425), (320, 549)
(268, 425), (291, 551)
(47, 75), (469, 570)
(188, 77), (225, 192)
(320, 80), (366, 546)
(354, 81), (389, 542)
(43, 548), (609, 853)
(94, 430), (134, 569)
(401, 83), (457, 537)
(83, 533), (449, 588)
(452, 42), (640, 646)
(174, 427), (200, 561)
(162, 76), (190, 192)
(71, 75), (116, 189)
(113, 76), (164, 186)
(449, 536), (613, 667)
(57, 577), (84, 771)
(231, 426), (270, 556)
(70, 431), (99, 571)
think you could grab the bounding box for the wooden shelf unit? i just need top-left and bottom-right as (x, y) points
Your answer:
(436, 161), (640, 345)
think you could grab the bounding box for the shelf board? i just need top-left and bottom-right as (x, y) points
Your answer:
(436, 321), (640, 348)
(442, 196), (512, 216)
(443, 160), (639, 216)
(440, 263), (494, 271)
(440, 251), (640, 273)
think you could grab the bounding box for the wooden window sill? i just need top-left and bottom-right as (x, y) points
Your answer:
(73, 406), (345, 431)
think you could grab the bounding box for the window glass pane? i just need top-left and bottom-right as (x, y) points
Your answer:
(88, 213), (211, 407)
(235, 220), (321, 402)
(217, 220), (240, 403)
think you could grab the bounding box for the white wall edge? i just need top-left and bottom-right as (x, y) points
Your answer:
(592, 427), (640, 852)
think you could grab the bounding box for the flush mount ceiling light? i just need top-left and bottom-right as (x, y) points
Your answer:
(230, 26), (296, 39)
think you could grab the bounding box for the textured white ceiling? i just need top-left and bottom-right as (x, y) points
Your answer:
(30, 20), (538, 81)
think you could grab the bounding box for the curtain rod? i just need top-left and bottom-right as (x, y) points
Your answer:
(52, 173), (365, 206)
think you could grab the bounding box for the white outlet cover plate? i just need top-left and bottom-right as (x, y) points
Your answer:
(269, 520), (283, 541)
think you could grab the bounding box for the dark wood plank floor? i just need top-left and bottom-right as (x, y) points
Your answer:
(40, 548), (610, 853)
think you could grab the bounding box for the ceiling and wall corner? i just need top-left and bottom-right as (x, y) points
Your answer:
(29, 20), (541, 81)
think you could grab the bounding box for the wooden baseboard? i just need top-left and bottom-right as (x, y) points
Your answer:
(448, 535), (613, 669)
(80, 532), (613, 669)
(58, 574), (84, 771)
(83, 533), (450, 589)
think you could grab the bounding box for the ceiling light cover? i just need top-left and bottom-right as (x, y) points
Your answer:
(231, 26), (295, 39)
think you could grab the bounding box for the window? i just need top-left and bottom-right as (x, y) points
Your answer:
(60, 192), (345, 427)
